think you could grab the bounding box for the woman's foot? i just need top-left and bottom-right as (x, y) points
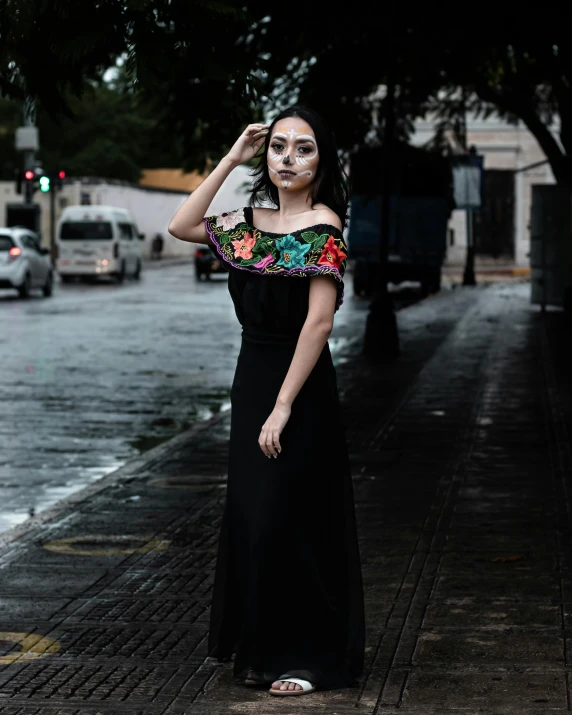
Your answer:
(269, 676), (316, 695)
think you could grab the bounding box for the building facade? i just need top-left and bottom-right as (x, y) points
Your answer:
(412, 116), (557, 267)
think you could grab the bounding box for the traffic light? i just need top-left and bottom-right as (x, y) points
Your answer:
(14, 168), (66, 196)
(55, 170), (66, 190)
(22, 169), (36, 202)
(39, 174), (51, 193)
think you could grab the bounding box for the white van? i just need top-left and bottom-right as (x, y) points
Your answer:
(56, 205), (143, 282)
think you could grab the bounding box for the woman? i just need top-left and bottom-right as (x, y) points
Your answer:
(168, 106), (365, 697)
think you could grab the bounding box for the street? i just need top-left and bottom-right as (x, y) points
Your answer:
(0, 263), (369, 533)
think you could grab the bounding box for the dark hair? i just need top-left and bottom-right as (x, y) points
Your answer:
(250, 106), (349, 227)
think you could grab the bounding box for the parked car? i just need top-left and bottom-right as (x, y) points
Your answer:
(0, 227), (53, 298)
(56, 205), (143, 282)
(195, 244), (227, 280)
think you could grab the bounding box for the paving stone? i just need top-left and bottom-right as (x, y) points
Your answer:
(400, 670), (568, 711)
(412, 629), (563, 665)
(423, 598), (561, 629)
(35, 623), (208, 663)
(62, 596), (210, 626)
(1, 283), (571, 713)
(438, 550), (559, 573)
(0, 661), (192, 704)
(0, 567), (109, 597)
(432, 573), (561, 599)
(0, 597), (72, 622)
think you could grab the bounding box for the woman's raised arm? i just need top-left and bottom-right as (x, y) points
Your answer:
(168, 123), (269, 244)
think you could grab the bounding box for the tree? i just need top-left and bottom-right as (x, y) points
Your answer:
(0, 79), (187, 181)
(0, 0), (262, 170)
(38, 82), (185, 182)
(0, 97), (21, 179)
(436, 26), (570, 186)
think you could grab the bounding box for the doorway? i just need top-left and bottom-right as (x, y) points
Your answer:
(473, 169), (515, 259)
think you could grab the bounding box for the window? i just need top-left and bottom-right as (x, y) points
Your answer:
(0, 235), (15, 251)
(60, 222), (113, 240)
(25, 235), (42, 252)
(118, 222), (133, 240)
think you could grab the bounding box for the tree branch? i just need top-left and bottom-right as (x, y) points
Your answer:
(475, 82), (569, 183)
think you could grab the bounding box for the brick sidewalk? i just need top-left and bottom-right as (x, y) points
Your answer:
(0, 282), (571, 714)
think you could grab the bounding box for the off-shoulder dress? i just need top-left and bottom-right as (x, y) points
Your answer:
(203, 206), (365, 689)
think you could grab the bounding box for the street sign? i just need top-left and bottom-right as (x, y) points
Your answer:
(452, 153), (484, 209)
(15, 126), (39, 152)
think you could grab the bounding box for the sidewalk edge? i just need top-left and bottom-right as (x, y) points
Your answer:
(0, 409), (230, 551)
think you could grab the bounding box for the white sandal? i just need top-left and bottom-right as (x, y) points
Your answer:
(269, 675), (317, 696)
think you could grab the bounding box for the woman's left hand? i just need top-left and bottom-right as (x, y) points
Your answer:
(259, 402), (291, 458)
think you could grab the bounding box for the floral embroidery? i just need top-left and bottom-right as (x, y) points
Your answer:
(231, 232), (256, 259)
(203, 208), (347, 310)
(253, 254), (275, 269)
(276, 235), (312, 269)
(317, 236), (347, 270)
(216, 209), (245, 231)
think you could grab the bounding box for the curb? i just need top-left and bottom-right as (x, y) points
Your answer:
(0, 408), (230, 551)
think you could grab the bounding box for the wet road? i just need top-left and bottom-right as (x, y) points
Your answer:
(0, 263), (371, 533)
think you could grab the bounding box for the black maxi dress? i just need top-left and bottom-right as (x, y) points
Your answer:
(203, 207), (365, 689)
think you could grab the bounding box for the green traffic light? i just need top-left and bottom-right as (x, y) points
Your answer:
(39, 175), (50, 192)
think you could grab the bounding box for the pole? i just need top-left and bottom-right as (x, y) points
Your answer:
(462, 207), (476, 286)
(23, 97), (36, 206)
(50, 185), (56, 262)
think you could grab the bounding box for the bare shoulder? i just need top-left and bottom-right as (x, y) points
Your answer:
(311, 204), (343, 231)
(251, 207), (277, 224)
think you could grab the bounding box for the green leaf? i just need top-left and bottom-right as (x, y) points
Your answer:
(239, 255), (264, 266)
(219, 233), (230, 244)
(300, 231), (322, 243)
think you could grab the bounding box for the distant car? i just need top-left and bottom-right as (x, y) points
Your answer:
(195, 244), (227, 280)
(56, 205), (143, 282)
(0, 227), (53, 298)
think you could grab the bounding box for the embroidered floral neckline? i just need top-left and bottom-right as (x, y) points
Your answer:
(203, 207), (347, 310)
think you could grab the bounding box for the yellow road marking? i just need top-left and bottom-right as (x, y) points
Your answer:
(42, 534), (170, 556)
(0, 632), (61, 665)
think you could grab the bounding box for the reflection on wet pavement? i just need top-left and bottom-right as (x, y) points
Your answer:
(0, 265), (390, 533)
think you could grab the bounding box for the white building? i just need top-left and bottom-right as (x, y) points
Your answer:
(412, 116), (557, 267)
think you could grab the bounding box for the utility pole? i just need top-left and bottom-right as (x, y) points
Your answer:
(22, 97), (37, 206)
(50, 186), (56, 261)
(11, 97), (41, 233)
(462, 207), (476, 286)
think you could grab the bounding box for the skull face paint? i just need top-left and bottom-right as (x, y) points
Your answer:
(267, 118), (319, 191)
